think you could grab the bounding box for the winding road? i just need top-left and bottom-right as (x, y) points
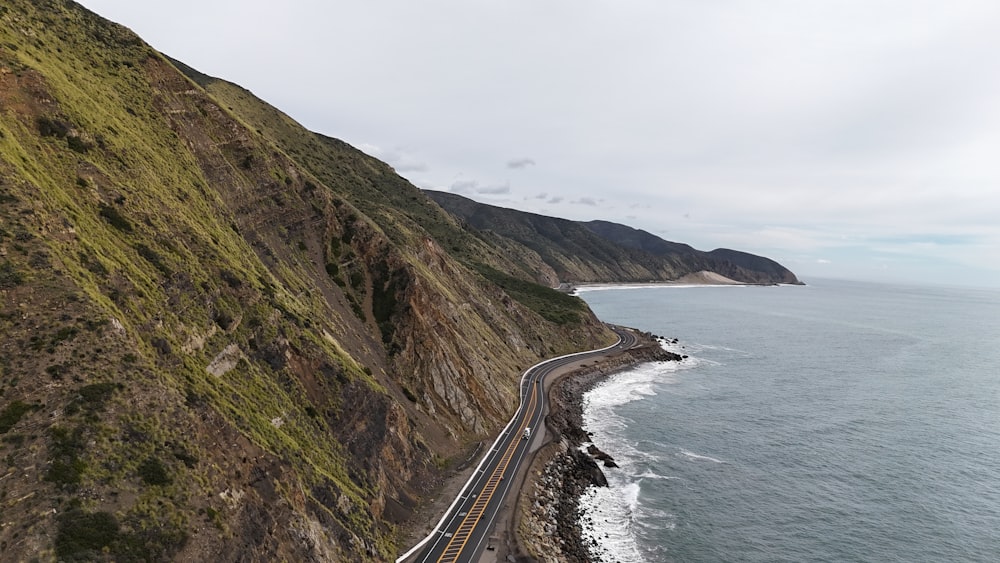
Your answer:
(398, 326), (639, 563)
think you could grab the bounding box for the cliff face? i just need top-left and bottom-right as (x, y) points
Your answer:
(0, 2), (611, 560)
(427, 191), (802, 285)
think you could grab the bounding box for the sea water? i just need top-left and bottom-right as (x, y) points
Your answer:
(576, 279), (1000, 562)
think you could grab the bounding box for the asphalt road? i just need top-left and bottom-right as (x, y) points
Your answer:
(401, 326), (639, 563)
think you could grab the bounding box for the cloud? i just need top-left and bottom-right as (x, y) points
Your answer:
(478, 183), (511, 195)
(357, 143), (427, 173)
(547, 196), (564, 204)
(535, 192), (548, 199)
(393, 161), (429, 173)
(450, 179), (478, 194)
(817, 259), (832, 264)
(507, 157), (536, 169)
(449, 179), (510, 195)
(573, 197), (598, 206)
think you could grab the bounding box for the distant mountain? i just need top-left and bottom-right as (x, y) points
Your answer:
(582, 220), (699, 256)
(426, 191), (802, 285)
(582, 220), (803, 285)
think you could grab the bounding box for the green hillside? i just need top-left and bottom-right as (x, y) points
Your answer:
(427, 191), (802, 285)
(0, 2), (612, 560)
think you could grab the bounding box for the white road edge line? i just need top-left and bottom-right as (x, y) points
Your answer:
(396, 328), (624, 562)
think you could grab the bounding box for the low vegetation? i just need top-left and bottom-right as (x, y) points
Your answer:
(473, 263), (586, 325)
(0, 1), (613, 560)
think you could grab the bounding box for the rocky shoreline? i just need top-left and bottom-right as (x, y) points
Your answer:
(516, 333), (681, 562)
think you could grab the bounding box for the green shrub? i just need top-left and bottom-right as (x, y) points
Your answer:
(473, 263), (586, 325)
(0, 400), (37, 433)
(66, 134), (92, 153)
(46, 458), (87, 485)
(98, 204), (133, 233)
(171, 445), (198, 468)
(46, 363), (67, 380)
(0, 261), (24, 288)
(349, 270), (364, 291)
(151, 337), (172, 355)
(219, 268), (243, 288)
(138, 457), (171, 486)
(135, 243), (171, 276)
(51, 326), (79, 346)
(79, 252), (109, 276)
(46, 426), (87, 486)
(36, 115), (70, 138)
(55, 509), (120, 561)
(78, 382), (119, 411)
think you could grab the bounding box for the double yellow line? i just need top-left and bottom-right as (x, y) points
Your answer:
(436, 382), (539, 562)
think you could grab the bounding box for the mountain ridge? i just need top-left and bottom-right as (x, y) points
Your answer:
(426, 190), (802, 285)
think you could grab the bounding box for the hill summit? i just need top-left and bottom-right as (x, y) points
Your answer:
(426, 191), (801, 285)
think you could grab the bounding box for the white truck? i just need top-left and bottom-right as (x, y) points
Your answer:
(522, 427), (531, 440)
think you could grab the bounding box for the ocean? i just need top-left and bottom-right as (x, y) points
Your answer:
(575, 279), (1000, 562)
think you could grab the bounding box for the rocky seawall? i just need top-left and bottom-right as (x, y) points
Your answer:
(516, 335), (680, 562)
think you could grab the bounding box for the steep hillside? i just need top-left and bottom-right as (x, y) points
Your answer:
(0, 2), (611, 560)
(583, 220), (802, 285)
(706, 248), (801, 284)
(171, 62), (577, 300)
(427, 191), (801, 285)
(582, 220), (698, 257)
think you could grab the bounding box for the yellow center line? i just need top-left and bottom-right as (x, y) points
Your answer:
(436, 382), (539, 562)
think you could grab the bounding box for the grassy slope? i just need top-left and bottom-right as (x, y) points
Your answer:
(194, 73), (594, 324)
(0, 2), (397, 558)
(428, 190), (802, 284)
(0, 2), (615, 560)
(427, 190), (687, 281)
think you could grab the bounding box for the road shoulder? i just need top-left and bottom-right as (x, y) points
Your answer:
(493, 332), (676, 562)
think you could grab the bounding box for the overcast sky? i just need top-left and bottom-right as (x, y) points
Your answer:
(78, 1), (1000, 287)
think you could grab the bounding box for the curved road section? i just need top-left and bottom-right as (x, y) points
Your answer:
(398, 326), (639, 563)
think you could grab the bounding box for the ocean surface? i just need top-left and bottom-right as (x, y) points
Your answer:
(575, 279), (1000, 562)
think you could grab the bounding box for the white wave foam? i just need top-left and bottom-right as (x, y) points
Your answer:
(580, 481), (647, 563)
(679, 449), (724, 463)
(636, 469), (677, 481)
(688, 342), (753, 357)
(637, 506), (676, 530)
(577, 338), (702, 561)
(583, 364), (669, 413)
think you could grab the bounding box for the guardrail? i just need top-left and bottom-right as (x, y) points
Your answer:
(395, 329), (623, 562)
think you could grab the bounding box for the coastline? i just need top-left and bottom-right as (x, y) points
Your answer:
(569, 270), (806, 294)
(513, 332), (681, 562)
(572, 271), (753, 292)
